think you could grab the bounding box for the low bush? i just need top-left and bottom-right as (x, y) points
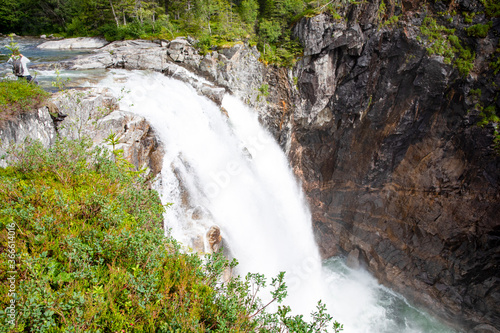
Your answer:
(466, 22), (492, 38)
(419, 16), (476, 76)
(0, 138), (342, 332)
(0, 80), (49, 124)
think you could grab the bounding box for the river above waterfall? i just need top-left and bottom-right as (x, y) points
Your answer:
(0, 36), (104, 90)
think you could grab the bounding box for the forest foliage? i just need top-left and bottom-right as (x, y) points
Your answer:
(0, 0), (341, 65)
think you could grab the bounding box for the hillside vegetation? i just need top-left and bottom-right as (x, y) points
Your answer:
(0, 0), (346, 66)
(0, 138), (342, 332)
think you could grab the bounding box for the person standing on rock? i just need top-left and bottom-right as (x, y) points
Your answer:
(7, 49), (37, 84)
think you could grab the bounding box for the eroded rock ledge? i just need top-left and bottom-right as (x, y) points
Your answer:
(52, 88), (164, 175)
(0, 89), (164, 177)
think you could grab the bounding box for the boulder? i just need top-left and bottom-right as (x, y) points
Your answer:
(346, 248), (361, 269)
(166, 37), (201, 69)
(94, 111), (164, 175)
(206, 225), (222, 253)
(37, 37), (109, 49)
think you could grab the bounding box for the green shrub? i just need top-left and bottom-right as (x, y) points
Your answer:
(259, 36), (303, 67)
(196, 33), (213, 55)
(381, 15), (400, 27)
(477, 105), (500, 151)
(65, 17), (90, 37)
(466, 22), (492, 38)
(480, 0), (500, 17)
(98, 23), (122, 41)
(98, 20), (157, 41)
(121, 21), (146, 39)
(469, 88), (482, 98)
(0, 80), (50, 124)
(491, 56), (500, 75)
(462, 11), (475, 24)
(0, 139), (342, 332)
(478, 105), (500, 127)
(419, 16), (475, 76)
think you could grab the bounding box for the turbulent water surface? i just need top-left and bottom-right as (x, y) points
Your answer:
(94, 70), (458, 333)
(1, 37), (100, 90)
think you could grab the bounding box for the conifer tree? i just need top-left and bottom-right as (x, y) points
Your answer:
(238, 0), (259, 25)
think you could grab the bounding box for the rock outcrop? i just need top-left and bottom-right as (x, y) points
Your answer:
(51, 88), (164, 175)
(37, 37), (109, 49)
(0, 107), (57, 167)
(206, 225), (223, 254)
(280, 8), (500, 332)
(0, 86), (164, 178)
(32, 38), (267, 108)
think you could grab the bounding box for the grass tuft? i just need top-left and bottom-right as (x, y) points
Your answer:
(0, 80), (50, 125)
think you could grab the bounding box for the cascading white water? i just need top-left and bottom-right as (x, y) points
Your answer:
(96, 69), (458, 333)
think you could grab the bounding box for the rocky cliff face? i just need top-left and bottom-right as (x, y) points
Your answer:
(280, 5), (500, 333)
(0, 106), (57, 167)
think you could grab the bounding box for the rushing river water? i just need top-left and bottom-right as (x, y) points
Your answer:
(4, 38), (459, 332)
(0, 36), (103, 90)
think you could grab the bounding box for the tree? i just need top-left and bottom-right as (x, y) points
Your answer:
(238, 0), (259, 25)
(194, 0), (223, 35)
(258, 18), (281, 45)
(0, 0), (21, 33)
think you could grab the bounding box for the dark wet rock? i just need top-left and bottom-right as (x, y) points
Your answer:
(275, 10), (500, 333)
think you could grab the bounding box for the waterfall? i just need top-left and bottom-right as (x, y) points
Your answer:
(96, 69), (457, 333)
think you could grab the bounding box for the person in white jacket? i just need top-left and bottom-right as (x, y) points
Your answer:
(7, 50), (37, 84)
